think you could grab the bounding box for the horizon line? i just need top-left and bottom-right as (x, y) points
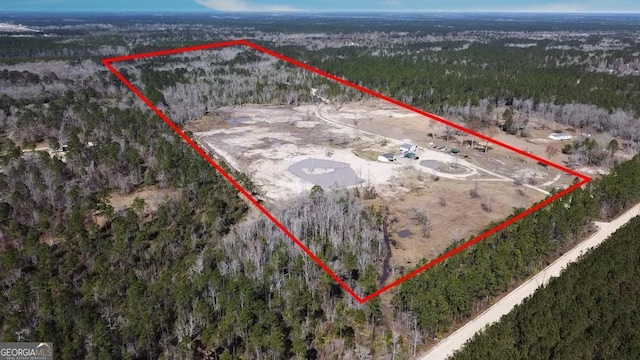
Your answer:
(2, 9), (640, 14)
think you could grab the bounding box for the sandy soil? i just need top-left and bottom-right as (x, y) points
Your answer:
(37, 187), (181, 244)
(40, 233), (63, 246)
(319, 101), (575, 190)
(184, 101), (574, 283)
(188, 104), (422, 202)
(107, 186), (182, 213)
(369, 171), (546, 277)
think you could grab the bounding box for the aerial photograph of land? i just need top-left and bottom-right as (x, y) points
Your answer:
(1, 0), (640, 359)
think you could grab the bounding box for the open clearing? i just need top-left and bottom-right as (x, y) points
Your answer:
(107, 186), (182, 213)
(186, 99), (571, 283)
(372, 176), (546, 273)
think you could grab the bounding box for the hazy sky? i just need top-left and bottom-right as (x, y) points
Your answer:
(1, 0), (639, 13)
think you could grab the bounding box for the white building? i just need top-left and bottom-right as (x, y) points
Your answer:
(378, 153), (397, 162)
(399, 143), (418, 153)
(548, 133), (572, 141)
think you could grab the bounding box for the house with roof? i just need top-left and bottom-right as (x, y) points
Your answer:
(399, 143), (417, 153)
(548, 133), (572, 141)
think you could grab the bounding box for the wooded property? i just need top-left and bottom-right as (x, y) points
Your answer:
(1, 12), (639, 360)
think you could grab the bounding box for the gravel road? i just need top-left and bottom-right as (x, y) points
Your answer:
(419, 202), (640, 360)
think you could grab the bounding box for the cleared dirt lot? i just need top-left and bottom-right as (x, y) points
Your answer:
(187, 104), (423, 202)
(318, 100), (575, 190)
(185, 100), (571, 283)
(370, 171), (546, 277)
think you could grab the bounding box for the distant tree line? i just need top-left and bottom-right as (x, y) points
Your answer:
(2, 20), (640, 359)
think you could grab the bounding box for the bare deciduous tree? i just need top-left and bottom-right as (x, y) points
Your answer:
(481, 198), (493, 212)
(545, 145), (559, 159)
(411, 207), (431, 238)
(469, 182), (480, 198)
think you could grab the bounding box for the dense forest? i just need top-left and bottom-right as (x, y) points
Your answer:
(0, 57), (395, 357)
(0, 35), (391, 359)
(1, 13), (640, 359)
(449, 214), (640, 360)
(297, 44), (640, 115)
(108, 43), (640, 172)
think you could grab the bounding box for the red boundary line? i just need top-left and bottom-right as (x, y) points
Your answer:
(102, 40), (591, 304)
